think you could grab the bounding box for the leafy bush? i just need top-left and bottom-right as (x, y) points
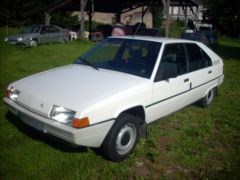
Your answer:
(169, 20), (185, 38)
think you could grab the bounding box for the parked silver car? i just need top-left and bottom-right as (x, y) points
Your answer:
(5, 25), (69, 47)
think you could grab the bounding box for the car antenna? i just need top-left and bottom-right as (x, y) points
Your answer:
(133, 0), (154, 36)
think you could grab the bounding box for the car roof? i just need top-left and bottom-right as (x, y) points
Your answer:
(109, 35), (197, 44)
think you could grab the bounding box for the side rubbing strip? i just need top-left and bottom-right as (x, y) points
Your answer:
(145, 76), (220, 108)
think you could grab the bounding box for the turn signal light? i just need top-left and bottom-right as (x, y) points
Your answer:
(72, 117), (89, 128)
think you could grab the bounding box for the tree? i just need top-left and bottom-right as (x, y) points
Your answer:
(203, 0), (240, 37)
(151, 5), (163, 29)
(0, 0), (77, 27)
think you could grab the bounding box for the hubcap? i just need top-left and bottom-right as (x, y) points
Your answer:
(30, 40), (37, 47)
(206, 89), (213, 104)
(116, 123), (136, 155)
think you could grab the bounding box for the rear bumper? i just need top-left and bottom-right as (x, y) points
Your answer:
(218, 74), (224, 87)
(3, 97), (114, 147)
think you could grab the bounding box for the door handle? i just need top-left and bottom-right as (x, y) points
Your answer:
(208, 70), (212, 74)
(184, 78), (189, 82)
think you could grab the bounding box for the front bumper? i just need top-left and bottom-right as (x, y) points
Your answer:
(3, 97), (114, 147)
(7, 39), (30, 46)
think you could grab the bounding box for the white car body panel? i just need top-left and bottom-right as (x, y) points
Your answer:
(12, 64), (149, 121)
(3, 36), (224, 147)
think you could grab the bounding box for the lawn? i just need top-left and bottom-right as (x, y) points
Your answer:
(0, 28), (240, 179)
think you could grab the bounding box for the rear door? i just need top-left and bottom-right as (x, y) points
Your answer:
(184, 43), (216, 101)
(48, 26), (61, 42)
(147, 43), (191, 123)
(38, 26), (50, 44)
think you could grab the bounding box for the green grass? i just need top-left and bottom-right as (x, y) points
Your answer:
(0, 28), (240, 179)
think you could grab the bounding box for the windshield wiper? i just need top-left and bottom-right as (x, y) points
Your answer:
(79, 58), (99, 70)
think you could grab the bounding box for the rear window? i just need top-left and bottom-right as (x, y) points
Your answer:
(186, 43), (212, 72)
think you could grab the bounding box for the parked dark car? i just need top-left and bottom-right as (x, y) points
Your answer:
(197, 30), (218, 46)
(4, 25), (69, 47)
(181, 32), (209, 46)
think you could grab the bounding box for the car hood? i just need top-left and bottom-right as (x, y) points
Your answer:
(11, 64), (148, 116)
(7, 33), (37, 40)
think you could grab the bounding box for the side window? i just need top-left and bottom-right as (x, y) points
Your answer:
(40, 26), (46, 33)
(200, 48), (212, 67)
(186, 43), (212, 72)
(49, 26), (59, 33)
(41, 26), (50, 33)
(155, 43), (188, 82)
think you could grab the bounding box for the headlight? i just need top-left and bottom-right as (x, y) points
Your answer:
(4, 37), (8, 42)
(50, 105), (89, 128)
(6, 86), (20, 101)
(50, 105), (76, 125)
(17, 37), (23, 41)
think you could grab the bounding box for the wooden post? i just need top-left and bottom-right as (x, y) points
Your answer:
(80, 0), (88, 38)
(163, 0), (170, 37)
(142, 5), (144, 23)
(184, 6), (188, 27)
(116, 13), (121, 23)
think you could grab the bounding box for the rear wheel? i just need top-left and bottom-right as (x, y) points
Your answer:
(201, 88), (216, 107)
(102, 114), (140, 162)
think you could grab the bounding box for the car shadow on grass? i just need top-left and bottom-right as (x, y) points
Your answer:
(5, 111), (88, 153)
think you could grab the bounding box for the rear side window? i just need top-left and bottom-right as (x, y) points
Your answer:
(49, 26), (59, 33)
(186, 44), (212, 72)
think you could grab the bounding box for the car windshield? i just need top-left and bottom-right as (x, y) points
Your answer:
(74, 38), (161, 78)
(20, 25), (41, 33)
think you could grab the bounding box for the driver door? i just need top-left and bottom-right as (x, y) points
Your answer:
(148, 43), (191, 123)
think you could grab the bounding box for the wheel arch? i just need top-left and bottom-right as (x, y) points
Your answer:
(203, 84), (218, 98)
(31, 37), (38, 42)
(114, 105), (147, 138)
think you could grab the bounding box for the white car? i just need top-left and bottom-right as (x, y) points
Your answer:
(4, 36), (224, 161)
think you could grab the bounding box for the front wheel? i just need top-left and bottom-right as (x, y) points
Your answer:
(60, 38), (66, 44)
(102, 114), (140, 162)
(29, 39), (37, 47)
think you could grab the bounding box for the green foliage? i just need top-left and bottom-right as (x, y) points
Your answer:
(0, 0), (58, 26)
(51, 12), (79, 27)
(169, 20), (185, 38)
(151, 5), (163, 29)
(0, 27), (240, 179)
(84, 21), (107, 31)
(203, 0), (240, 37)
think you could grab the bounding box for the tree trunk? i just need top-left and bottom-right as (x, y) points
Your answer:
(80, 0), (88, 38)
(162, 0), (170, 37)
(45, 11), (51, 25)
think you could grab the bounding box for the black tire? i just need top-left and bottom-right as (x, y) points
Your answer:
(102, 113), (140, 162)
(30, 39), (37, 47)
(201, 88), (216, 107)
